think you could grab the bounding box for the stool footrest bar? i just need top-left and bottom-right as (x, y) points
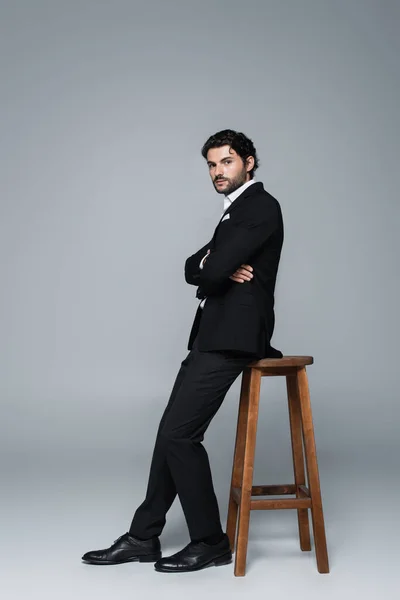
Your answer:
(231, 484), (312, 509)
(251, 498), (312, 510)
(252, 484), (311, 496)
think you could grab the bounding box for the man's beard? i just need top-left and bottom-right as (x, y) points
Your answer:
(214, 171), (247, 195)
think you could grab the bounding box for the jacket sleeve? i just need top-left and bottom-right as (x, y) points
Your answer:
(184, 240), (213, 286)
(198, 200), (281, 296)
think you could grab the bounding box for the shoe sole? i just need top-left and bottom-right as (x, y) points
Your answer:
(154, 551), (232, 573)
(82, 553), (161, 565)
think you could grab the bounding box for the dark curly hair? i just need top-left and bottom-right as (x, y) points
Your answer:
(201, 129), (260, 179)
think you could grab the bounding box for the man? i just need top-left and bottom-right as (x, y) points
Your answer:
(82, 129), (284, 573)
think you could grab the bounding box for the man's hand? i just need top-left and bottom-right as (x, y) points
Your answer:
(229, 264), (254, 283)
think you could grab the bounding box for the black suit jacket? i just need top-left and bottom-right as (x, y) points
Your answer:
(184, 181), (284, 358)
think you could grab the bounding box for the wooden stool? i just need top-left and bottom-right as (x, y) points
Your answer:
(226, 356), (329, 576)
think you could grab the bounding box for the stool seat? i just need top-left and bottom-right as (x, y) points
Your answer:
(247, 355), (314, 368)
(226, 355), (329, 576)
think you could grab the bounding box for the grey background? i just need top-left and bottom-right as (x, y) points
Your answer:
(1, 0), (399, 598)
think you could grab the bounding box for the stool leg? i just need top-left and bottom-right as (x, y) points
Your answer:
(235, 368), (262, 577)
(297, 367), (330, 574)
(286, 374), (312, 551)
(226, 368), (251, 553)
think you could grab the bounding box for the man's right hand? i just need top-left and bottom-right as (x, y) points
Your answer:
(229, 264), (254, 283)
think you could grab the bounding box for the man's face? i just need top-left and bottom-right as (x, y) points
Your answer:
(206, 145), (253, 195)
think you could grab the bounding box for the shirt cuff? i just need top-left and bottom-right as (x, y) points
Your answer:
(199, 253), (208, 270)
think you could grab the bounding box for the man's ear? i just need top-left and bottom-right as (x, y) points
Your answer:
(246, 155), (255, 173)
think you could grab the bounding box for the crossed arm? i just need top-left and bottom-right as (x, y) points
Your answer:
(184, 200), (280, 296)
(184, 240), (254, 288)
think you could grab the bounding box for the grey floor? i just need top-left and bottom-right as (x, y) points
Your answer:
(2, 442), (398, 599)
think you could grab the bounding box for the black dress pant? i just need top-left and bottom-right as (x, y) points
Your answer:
(128, 334), (257, 541)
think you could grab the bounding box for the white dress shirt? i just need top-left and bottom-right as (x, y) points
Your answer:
(198, 178), (257, 309)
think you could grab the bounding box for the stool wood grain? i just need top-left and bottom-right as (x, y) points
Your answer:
(226, 356), (329, 576)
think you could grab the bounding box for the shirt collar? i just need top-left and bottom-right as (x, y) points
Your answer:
(223, 178), (257, 213)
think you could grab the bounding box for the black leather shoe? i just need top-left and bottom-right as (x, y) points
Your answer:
(154, 534), (232, 573)
(81, 532), (161, 565)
